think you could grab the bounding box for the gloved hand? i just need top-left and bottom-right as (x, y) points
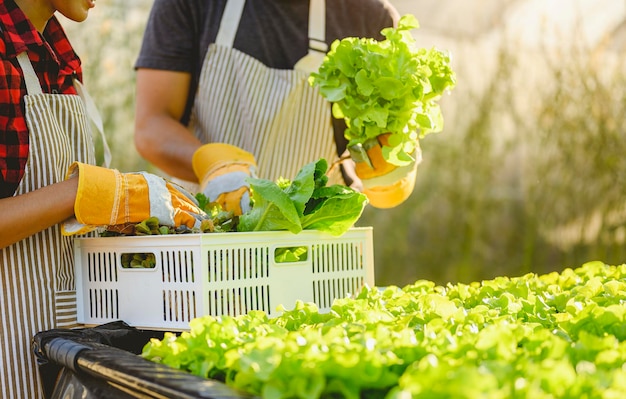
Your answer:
(351, 133), (421, 209)
(62, 162), (207, 236)
(192, 143), (257, 215)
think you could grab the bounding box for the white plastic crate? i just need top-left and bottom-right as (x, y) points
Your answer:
(74, 227), (374, 330)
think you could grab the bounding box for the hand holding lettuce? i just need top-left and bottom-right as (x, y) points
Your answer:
(308, 14), (456, 208)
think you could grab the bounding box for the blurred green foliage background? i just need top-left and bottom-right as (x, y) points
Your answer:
(61, 1), (626, 287)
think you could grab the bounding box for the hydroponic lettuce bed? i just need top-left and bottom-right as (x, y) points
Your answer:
(141, 261), (626, 399)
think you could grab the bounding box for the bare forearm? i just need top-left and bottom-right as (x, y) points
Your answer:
(135, 69), (201, 182)
(135, 116), (201, 182)
(0, 178), (78, 248)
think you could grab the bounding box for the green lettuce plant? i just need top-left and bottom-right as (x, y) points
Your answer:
(309, 14), (456, 166)
(237, 158), (368, 236)
(143, 261), (626, 398)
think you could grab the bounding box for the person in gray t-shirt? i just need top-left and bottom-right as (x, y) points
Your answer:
(134, 0), (399, 214)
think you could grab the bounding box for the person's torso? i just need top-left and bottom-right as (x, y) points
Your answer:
(188, 0), (339, 183)
(136, 0), (396, 124)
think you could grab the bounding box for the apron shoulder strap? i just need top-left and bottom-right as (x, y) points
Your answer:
(215, 0), (246, 48)
(308, 0), (327, 52)
(16, 51), (112, 167)
(74, 80), (112, 167)
(293, 0), (327, 73)
(16, 52), (44, 95)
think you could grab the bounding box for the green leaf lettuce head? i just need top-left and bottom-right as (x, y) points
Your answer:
(309, 14), (456, 166)
(237, 158), (368, 236)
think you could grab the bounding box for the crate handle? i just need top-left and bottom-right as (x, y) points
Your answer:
(120, 252), (157, 269)
(273, 245), (309, 264)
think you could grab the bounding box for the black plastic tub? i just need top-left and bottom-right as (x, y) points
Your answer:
(32, 321), (250, 399)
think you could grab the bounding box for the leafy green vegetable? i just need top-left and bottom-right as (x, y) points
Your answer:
(274, 246), (308, 263)
(237, 158), (368, 236)
(105, 160), (366, 237)
(309, 14), (456, 166)
(143, 261), (626, 398)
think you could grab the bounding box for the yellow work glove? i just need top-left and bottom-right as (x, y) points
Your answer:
(351, 134), (422, 209)
(192, 143), (257, 216)
(62, 162), (207, 236)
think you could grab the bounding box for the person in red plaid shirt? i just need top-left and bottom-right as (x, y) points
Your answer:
(0, 1), (207, 397)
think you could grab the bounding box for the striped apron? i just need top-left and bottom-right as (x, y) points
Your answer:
(190, 0), (338, 184)
(0, 53), (96, 398)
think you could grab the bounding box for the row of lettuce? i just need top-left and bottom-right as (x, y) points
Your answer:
(142, 261), (626, 398)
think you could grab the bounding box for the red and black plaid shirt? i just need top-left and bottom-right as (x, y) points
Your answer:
(0, 0), (82, 198)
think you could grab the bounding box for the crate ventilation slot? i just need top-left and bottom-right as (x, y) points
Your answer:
(207, 286), (270, 317)
(161, 250), (195, 283)
(88, 289), (119, 319)
(312, 242), (364, 273)
(207, 247), (269, 282)
(87, 252), (118, 282)
(313, 277), (364, 309)
(163, 289), (197, 323)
